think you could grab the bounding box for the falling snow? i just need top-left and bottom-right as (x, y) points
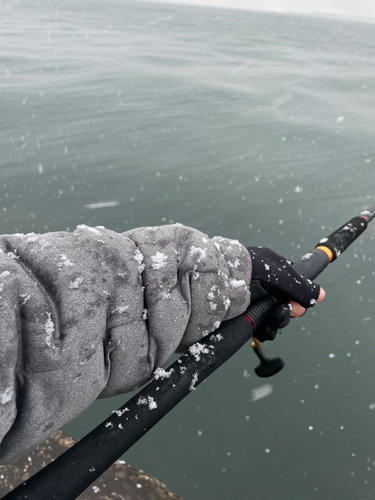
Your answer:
(251, 384), (273, 401)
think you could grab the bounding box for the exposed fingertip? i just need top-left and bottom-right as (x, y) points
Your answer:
(317, 287), (326, 303)
(289, 300), (306, 318)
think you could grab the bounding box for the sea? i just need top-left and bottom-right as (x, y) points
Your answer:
(1, 1), (375, 498)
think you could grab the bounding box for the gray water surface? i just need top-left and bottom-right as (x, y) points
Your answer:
(1, 1), (375, 498)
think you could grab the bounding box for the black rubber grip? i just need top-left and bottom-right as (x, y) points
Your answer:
(244, 296), (280, 331)
(292, 248), (330, 281)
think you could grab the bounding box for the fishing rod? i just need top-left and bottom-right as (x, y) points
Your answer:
(4, 204), (375, 500)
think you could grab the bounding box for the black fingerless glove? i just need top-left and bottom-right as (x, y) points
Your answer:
(247, 247), (321, 341)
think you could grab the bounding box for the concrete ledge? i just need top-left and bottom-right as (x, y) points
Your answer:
(0, 431), (183, 500)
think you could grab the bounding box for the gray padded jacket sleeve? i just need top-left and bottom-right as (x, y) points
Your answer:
(0, 223), (251, 464)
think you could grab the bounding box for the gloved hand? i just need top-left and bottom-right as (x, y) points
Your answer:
(247, 247), (322, 342)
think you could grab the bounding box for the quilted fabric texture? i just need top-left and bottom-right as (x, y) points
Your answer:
(0, 223), (251, 464)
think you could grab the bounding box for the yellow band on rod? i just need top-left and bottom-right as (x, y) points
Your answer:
(251, 337), (260, 349)
(316, 246), (334, 262)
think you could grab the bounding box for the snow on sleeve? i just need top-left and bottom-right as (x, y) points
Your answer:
(69, 277), (83, 289)
(230, 239), (243, 247)
(20, 293), (31, 304)
(151, 252), (168, 270)
(0, 387), (14, 405)
(58, 254), (74, 268)
(122, 224), (251, 367)
(229, 278), (247, 288)
(76, 224), (102, 236)
(189, 246), (207, 264)
(111, 305), (129, 314)
(223, 297), (231, 310)
(228, 258), (241, 269)
(134, 248), (145, 273)
(176, 228), (251, 348)
(45, 312), (55, 348)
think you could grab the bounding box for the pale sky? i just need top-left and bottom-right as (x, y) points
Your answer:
(145, 0), (375, 19)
